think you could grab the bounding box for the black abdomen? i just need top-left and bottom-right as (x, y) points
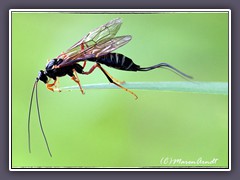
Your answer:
(88, 53), (140, 71)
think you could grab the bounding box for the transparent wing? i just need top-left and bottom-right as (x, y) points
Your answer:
(58, 35), (132, 67)
(85, 35), (131, 57)
(57, 18), (124, 61)
(69, 35), (131, 59)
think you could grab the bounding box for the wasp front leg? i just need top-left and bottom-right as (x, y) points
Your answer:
(46, 78), (61, 92)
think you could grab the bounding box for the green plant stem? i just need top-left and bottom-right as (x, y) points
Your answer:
(59, 82), (228, 95)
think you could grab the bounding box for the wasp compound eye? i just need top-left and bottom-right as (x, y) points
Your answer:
(38, 70), (48, 83)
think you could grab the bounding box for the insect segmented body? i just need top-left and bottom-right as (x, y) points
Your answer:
(37, 18), (192, 97)
(28, 18), (192, 157)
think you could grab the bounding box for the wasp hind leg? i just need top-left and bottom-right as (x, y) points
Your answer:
(83, 63), (138, 99)
(83, 63), (124, 84)
(98, 64), (138, 99)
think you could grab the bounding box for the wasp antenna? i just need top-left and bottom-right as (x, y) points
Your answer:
(28, 81), (38, 154)
(35, 82), (52, 157)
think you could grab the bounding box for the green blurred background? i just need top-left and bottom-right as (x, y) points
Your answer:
(12, 12), (229, 168)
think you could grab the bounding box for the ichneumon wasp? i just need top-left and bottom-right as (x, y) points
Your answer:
(28, 18), (192, 157)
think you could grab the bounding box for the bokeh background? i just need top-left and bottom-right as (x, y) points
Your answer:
(11, 12), (229, 168)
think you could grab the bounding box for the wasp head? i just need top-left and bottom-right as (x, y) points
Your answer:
(37, 70), (48, 83)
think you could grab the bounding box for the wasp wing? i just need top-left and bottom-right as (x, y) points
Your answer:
(58, 35), (132, 67)
(85, 35), (132, 57)
(57, 18), (123, 61)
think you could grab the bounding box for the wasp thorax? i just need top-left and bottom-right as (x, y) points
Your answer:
(45, 59), (57, 69)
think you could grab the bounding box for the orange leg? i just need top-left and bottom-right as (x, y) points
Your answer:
(101, 67), (125, 85)
(83, 63), (138, 99)
(83, 64), (124, 84)
(71, 70), (84, 94)
(46, 79), (57, 92)
(46, 78), (61, 92)
(82, 60), (87, 69)
(82, 63), (98, 75)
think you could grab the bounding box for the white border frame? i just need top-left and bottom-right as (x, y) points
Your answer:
(9, 9), (231, 171)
